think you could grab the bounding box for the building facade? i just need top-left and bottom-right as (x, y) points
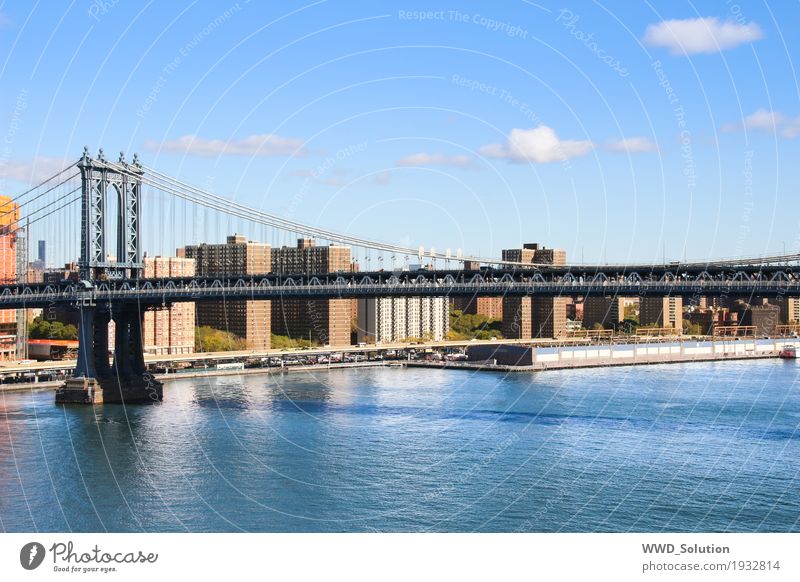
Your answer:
(182, 234), (272, 349)
(357, 296), (449, 343)
(582, 296), (627, 328)
(501, 243), (566, 267)
(773, 297), (800, 324)
(451, 296), (503, 319)
(272, 239), (352, 346)
(143, 256), (196, 355)
(640, 296), (683, 330)
(501, 243), (568, 339)
(531, 296), (568, 338)
(0, 195), (18, 359)
(501, 296), (532, 339)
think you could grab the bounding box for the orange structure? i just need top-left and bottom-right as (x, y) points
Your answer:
(0, 194), (18, 357)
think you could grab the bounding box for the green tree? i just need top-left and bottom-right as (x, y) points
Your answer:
(195, 326), (246, 352)
(28, 316), (78, 340)
(270, 334), (312, 350)
(449, 308), (503, 340)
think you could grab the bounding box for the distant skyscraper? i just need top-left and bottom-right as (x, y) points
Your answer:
(37, 240), (46, 265)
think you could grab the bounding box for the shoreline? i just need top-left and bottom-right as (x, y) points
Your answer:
(408, 349), (782, 372)
(0, 346), (792, 394)
(0, 360), (400, 393)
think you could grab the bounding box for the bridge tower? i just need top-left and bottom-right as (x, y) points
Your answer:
(77, 146), (143, 281)
(56, 148), (162, 405)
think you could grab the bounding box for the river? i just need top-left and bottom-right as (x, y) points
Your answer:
(1, 361), (798, 532)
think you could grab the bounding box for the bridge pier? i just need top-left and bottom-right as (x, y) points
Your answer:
(55, 304), (162, 405)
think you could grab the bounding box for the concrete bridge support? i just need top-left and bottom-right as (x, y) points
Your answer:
(55, 304), (162, 405)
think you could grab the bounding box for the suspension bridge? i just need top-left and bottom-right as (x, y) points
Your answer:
(2, 147), (800, 404)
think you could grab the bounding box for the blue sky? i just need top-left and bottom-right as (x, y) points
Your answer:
(1, 0), (799, 265)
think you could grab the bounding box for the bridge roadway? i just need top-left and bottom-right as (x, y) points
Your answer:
(1, 265), (800, 308)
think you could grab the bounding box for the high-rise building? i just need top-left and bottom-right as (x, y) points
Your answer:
(583, 296), (627, 328)
(773, 297), (800, 324)
(640, 296), (683, 330)
(451, 296), (503, 319)
(739, 303), (780, 336)
(501, 243), (568, 338)
(143, 256), (196, 355)
(357, 296), (449, 343)
(532, 296), (568, 338)
(182, 234), (272, 349)
(501, 243), (567, 267)
(272, 239), (352, 346)
(0, 195), (18, 359)
(37, 240), (46, 266)
(501, 296), (532, 339)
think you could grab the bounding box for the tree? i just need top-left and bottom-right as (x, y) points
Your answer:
(449, 308), (504, 340)
(195, 326), (246, 352)
(29, 316), (78, 340)
(270, 334), (312, 350)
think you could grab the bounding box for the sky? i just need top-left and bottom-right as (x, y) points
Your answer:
(0, 0), (799, 265)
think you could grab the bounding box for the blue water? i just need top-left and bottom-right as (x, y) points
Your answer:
(1, 361), (799, 532)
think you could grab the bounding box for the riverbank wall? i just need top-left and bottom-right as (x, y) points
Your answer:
(1, 338), (794, 393)
(0, 361), (399, 394)
(415, 338), (793, 372)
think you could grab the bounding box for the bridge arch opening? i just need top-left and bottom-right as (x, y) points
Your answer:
(104, 181), (122, 268)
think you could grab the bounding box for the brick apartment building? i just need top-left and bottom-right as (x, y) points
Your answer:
(182, 234), (272, 349)
(500, 243), (568, 339)
(271, 238), (352, 346)
(143, 256), (196, 355)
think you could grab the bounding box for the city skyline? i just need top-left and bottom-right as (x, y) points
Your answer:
(0, 1), (798, 265)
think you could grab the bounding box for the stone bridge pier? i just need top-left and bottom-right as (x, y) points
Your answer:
(55, 148), (160, 404)
(55, 303), (162, 405)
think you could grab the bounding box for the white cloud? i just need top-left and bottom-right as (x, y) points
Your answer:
(605, 137), (658, 153)
(0, 12), (11, 28)
(743, 109), (786, 130)
(374, 171), (391, 186)
(781, 119), (800, 139)
(0, 156), (72, 185)
(395, 152), (474, 168)
(144, 134), (307, 157)
(721, 109), (800, 138)
(479, 125), (593, 164)
(643, 17), (763, 55)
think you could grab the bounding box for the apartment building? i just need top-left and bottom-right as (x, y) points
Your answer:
(271, 239), (352, 346)
(0, 195), (18, 360)
(582, 296), (627, 328)
(451, 296), (503, 319)
(357, 296), (449, 343)
(182, 234), (272, 349)
(500, 243), (568, 338)
(773, 297), (800, 324)
(143, 256), (196, 355)
(640, 296), (683, 330)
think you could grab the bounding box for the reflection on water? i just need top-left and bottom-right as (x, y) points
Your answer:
(1, 361), (799, 532)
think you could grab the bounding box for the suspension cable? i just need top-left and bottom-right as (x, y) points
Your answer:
(0, 172), (80, 221)
(107, 160), (800, 269)
(0, 162), (78, 209)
